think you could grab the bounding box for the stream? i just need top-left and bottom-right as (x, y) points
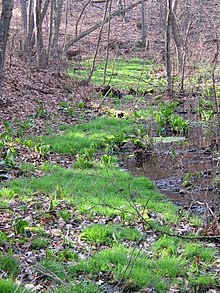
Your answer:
(120, 122), (220, 214)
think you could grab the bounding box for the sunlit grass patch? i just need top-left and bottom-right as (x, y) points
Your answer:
(68, 58), (166, 93)
(0, 279), (30, 293)
(70, 243), (219, 292)
(39, 117), (134, 154)
(4, 165), (177, 222)
(183, 242), (217, 262)
(8, 167), (164, 215)
(80, 224), (141, 245)
(0, 254), (20, 278)
(69, 245), (187, 292)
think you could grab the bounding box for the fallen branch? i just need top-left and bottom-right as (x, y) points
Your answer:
(64, 0), (147, 52)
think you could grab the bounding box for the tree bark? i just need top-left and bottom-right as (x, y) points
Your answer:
(141, 1), (146, 48)
(51, 0), (63, 57)
(165, 0), (172, 97)
(20, 0), (28, 35)
(34, 0), (50, 67)
(0, 0), (14, 94)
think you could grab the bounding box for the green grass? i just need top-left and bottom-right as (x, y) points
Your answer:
(69, 245), (187, 292)
(154, 236), (217, 262)
(68, 58), (166, 93)
(69, 243), (219, 292)
(183, 242), (217, 262)
(80, 224), (141, 245)
(31, 238), (50, 250)
(50, 282), (101, 293)
(0, 279), (30, 293)
(42, 260), (68, 280)
(39, 117), (135, 154)
(0, 254), (20, 278)
(5, 165), (177, 222)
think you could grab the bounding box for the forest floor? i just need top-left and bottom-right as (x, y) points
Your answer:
(0, 57), (220, 293)
(0, 1), (220, 291)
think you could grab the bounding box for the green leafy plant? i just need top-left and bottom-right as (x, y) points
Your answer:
(34, 143), (51, 158)
(156, 102), (177, 135)
(59, 101), (68, 108)
(12, 218), (29, 235)
(77, 101), (86, 108)
(35, 99), (48, 118)
(101, 155), (117, 166)
(5, 144), (17, 167)
(156, 102), (189, 135)
(58, 209), (72, 222)
(182, 172), (192, 188)
(64, 107), (75, 117)
(57, 249), (78, 261)
(74, 143), (97, 169)
(169, 115), (189, 134)
(195, 97), (215, 121)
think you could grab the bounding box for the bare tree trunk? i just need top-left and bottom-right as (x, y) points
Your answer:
(51, 0), (63, 57)
(165, 0), (172, 97)
(103, 0), (113, 84)
(180, 21), (192, 92)
(171, 0), (183, 74)
(0, 0), (14, 94)
(20, 0), (28, 35)
(141, 1), (146, 48)
(25, 0), (35, 55)
(88, 0), (109, 82)
(34, 0), (50, 67)
(212, 33), (220, 135)
(48, 0), (54, 58)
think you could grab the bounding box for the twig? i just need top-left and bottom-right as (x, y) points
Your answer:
(212, 32), (220, 136)
(87, 0), (109, 82)
(105, 168), (220, 241)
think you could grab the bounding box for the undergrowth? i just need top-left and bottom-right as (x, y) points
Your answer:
(0, 59), (219, 293)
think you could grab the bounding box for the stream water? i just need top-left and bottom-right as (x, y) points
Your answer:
(121, 122), (220, 214)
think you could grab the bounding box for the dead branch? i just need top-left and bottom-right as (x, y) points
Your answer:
(64, 0), (147, 52)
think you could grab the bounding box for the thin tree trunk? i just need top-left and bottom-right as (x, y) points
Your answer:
(25, 0), (35, 55)
(103, 0), (112, 84)
(87, 0), (109, 82)
(0, 0), (14, 94)
(165, 0), (172, 97)
(171, 0), (183, 74)
(75, 0), (92, 37)
(51, 0), (63, 57)
(34, 0), (50, 67)
(48, 0), (54, 58)
(20, 0), (28, 35)
(141, 1), (146, 48)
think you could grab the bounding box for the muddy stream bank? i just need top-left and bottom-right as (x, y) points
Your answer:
(120, 122), (220, 215)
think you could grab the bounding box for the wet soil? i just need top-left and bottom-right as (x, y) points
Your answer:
(120, 121), (220, 214)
